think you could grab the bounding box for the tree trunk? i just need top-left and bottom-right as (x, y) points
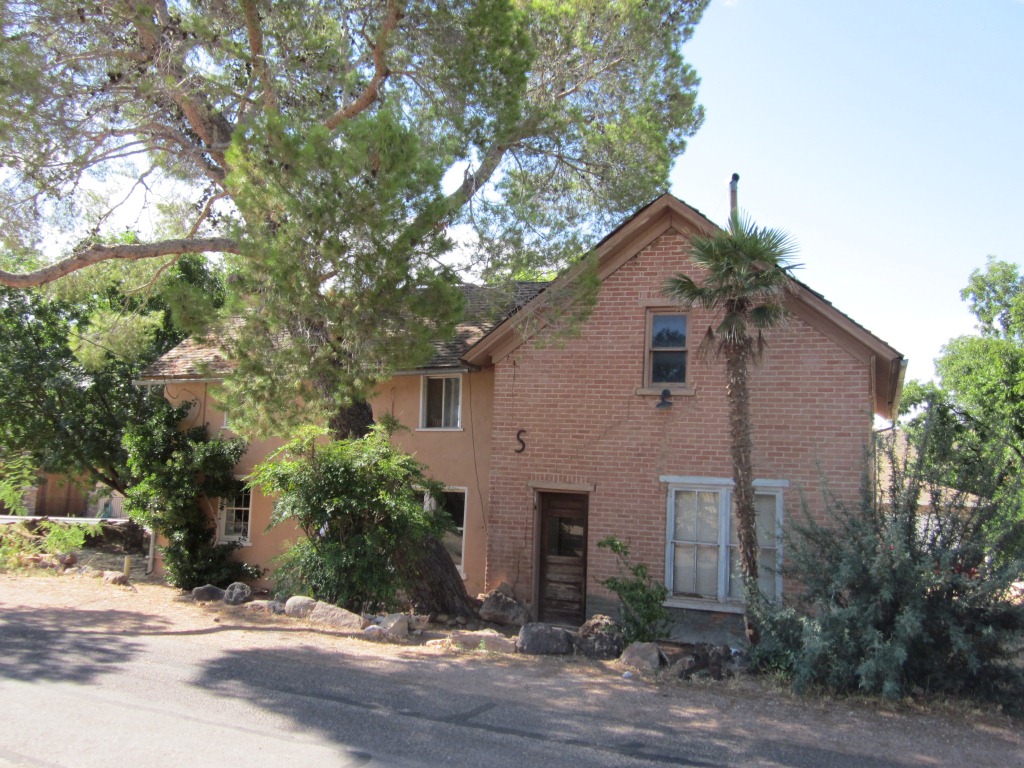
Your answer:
(403, 535), (477, 617)
(328, 400), (374, 439)
(726, 345), (761, 646)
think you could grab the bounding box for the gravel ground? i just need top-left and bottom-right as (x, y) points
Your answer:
(1, 569), (1022, 767)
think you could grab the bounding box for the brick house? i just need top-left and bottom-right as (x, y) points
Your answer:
(140, 193), (905, 640)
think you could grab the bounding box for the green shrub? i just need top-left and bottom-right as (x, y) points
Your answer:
(39, 520), (101, 556)
(753, 426), (1024, 703)
(252, 422), (448, 613)
(123, 399), (253, 589)
(0, 523), (41, 570)
(597, 536), (671, 643)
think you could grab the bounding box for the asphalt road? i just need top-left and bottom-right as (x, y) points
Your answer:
(0, 584), (1019, 768)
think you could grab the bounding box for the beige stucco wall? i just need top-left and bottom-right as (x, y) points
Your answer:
(154, 372), (494, 596)
(369, 369), (495, 597)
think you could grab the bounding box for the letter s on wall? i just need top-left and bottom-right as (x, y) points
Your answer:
(515, 429), (527, 453)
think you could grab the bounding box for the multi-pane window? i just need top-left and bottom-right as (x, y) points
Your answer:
(647, 312), (687, 387)
(665, 478), (783, 605)
(421, 375), (461, 429)
(425, 489), (467, 573)
(218, 487), (251, 544)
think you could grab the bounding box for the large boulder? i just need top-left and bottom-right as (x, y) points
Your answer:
(575, 615), (625, 659)
(223, 582), (252, 606)
(516, 623), (574, 655)
(284, 595), (318, 618)
(378, 613), (410, 638)
(478, 589), (530, 627)
(192, 584), (226, 602)
(308, 601), (370, 631)
(450, 629), (518, 654)
(620, 642), (668, 672)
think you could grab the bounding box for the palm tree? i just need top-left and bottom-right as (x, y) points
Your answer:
(664, 210), (798, 645)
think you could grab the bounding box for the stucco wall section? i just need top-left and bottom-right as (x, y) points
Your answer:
(370, 369), (494, 596)
(484, 229), (874, 613)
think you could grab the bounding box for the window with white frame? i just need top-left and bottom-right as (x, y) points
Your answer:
(218, 486), (251, 545)
(663, 477), (785, 606)
(425, 488), (467, 573)
(420, 375), (461, 429)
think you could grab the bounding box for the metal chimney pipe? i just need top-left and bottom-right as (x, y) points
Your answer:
(729, 173), (740, 216)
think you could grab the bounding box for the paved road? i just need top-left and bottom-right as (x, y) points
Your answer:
(0, 587), (1018, 767)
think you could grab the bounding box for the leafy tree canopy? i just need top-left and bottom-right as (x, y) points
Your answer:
(0, 254), (224, 493)
(902, 258), (1024, 497)
(0, 0), (707, 433)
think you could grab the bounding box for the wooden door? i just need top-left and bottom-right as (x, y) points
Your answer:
(538, 492), (588, 626)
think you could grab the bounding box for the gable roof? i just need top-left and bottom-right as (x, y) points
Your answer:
(461, 193), (907, 420)
(137, 283), (549, 383)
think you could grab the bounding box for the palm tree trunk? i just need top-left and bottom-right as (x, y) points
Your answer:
(726, 346), (761, 646)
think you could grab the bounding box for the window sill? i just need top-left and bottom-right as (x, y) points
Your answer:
(664, 596), (745, 614)
(219, 538), (252, 548)
(416, 427), (464, 432)
(635, 386), (695, 397)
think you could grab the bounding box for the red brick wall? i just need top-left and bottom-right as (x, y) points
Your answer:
(484, 230), (874, 612)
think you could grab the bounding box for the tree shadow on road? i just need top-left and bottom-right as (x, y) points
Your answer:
(189, 643), (984, 768)
(0, 606), (169, 683)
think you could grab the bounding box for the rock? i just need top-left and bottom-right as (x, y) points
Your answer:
(575, 615), (625, 659)
(308, 601), (370, 631)
(379, 613), (409, 637)
(620, 642), (668, 672)
(284, 595), (317, 618)
(450, 629), (517, 654)
(102, 571), (130, 586)
(57, 552), (77, 568)
(669, 655), (699, 679)
(434, 613), (449, 625)
(425, 638), (448, 648)
(223, 582), (252, 606)
(478, 589), (530, 627)
(516, 623), (574, 655)
(242, 599), (284, 614)
(495, 581), (515, 598)
(455, 614), (468, 626)
(362, 625), (404, 643)
(192, 584), (226, 602)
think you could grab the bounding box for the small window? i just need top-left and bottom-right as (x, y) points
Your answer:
(218, 486), (251, 544)
(425, 489), (467, 573)
(646, 312), (687, 387)
(421, 375), (461, 429)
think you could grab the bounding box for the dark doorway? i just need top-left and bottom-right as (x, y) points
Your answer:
(537, 492), (588, 626)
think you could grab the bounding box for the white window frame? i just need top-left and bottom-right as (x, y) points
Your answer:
(424, 486), (468, 577)
(217, 481), (252, 546)
(418, 374), (462, 431)
(661, 475), (787, 612)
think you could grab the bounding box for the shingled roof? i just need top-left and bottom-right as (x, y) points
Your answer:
(137, 283), (549, 383)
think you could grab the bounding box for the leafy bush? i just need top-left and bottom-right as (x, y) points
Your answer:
(251, 422), (448, 613)
(0, 449), (36, 515)
(39, 520), (101, 555)
(752, 424), (1024, 703)
(123, 399), (252, 589)
(597, 536), (671, 643)
(0, 523), (41, 570)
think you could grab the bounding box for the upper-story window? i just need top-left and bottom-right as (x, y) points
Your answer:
(420, 375), (461, 430)
(646, 311), (687, 387)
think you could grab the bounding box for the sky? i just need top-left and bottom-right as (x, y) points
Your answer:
(667, 0), (1024, 383)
